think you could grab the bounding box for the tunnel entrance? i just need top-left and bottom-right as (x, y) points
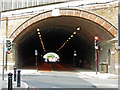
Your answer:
(17, 26), (93, 69)
(14, 15), (114, 71)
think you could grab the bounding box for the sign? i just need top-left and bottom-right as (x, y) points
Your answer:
(0, 36), (6, 43)
(74, 50), (77, 56)
(35, 50), (38, 56)
(0, 37), (12, 44)
(111, 51), (115, 55)
(4, 47), (8, 51)
(52, 9), (60, 16)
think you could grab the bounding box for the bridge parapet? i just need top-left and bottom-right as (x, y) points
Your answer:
(9, 8), (117, 41)
(0, 0), (68, 12)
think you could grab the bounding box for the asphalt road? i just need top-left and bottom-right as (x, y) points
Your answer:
(0, 71), (118, 89)
(22, 63), (96, 88)
(22, 74), (96, 88)
(21, 71), (118, 89)
(16, 63), (118, 89)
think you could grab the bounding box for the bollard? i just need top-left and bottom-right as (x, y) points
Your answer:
(14, 67), (17, 81)
(17, 70), (21, 87)
(8, 73), (13, 90)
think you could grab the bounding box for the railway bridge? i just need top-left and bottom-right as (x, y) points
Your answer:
(0, 0), (119, 74)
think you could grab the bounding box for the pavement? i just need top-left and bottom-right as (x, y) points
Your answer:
(75, 69), (119, 79)
(0, 70), (29, 90)
(0, 68), (119, 90)
(1, 79), (28, 89)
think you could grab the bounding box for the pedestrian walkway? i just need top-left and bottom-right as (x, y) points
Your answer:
(76, 69), (119, 79)
(0, 70), (28, 89)
(0, 77), (28, 89)
(1, 79), (28, 89)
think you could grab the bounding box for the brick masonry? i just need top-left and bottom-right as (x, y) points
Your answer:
(9, 9), (118, 41)
(0, 3), (119, 73)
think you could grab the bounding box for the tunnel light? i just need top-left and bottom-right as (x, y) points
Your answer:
(39, 35), (41, 37)
(77, 27), (80, 31)
(69, 37), (71, 40)
(40, 38), (42, 41)
(38, 32), (40, 34)
(73, 32), (76, 34)
(37, 30), (46, 53)
(71, 35), (73, 38)
(37, 28), (40, 31)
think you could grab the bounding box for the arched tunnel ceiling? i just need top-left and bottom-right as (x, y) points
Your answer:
(15, 16), (113, 47)
(9, 9), (118, 68)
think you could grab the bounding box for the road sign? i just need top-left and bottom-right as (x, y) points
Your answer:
(52, 9), (60, 16)
(4, 47), (8, 51)
(0, 36), (6, 43)
(35, 50), (38, 56)
(74, 50), (77, 56)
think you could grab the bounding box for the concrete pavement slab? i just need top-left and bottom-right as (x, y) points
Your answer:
(76, 69), (118, 79)
(0, 70), (29, 90)
(1, 79), (28, 90)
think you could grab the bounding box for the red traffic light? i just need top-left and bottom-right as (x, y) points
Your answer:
(95, 36), (98, 40)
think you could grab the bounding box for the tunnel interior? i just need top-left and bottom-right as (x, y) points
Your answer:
(15, 16), (113, 70)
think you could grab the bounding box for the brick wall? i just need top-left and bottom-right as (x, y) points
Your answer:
(90, 7), (118, 28)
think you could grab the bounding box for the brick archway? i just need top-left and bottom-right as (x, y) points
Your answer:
(10, 8), (118, 40)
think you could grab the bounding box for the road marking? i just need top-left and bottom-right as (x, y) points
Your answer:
(94, 84), (118, 87)
(32, 86), (35, 90)
(53, 86), (60, 88)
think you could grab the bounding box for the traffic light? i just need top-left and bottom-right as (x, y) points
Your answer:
(95, 36), (98, 49)
(7, 40), (12, 53)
